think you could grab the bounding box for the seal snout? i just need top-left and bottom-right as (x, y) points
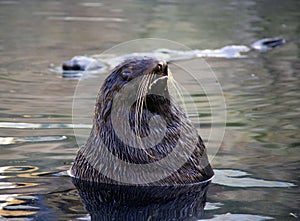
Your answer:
(156, 61), (168, 77)
(62, 60), (82, 71)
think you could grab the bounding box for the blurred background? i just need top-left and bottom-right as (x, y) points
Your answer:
(0, 0), (299, 220)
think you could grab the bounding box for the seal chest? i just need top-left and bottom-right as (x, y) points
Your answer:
(70, 57), (214, 185)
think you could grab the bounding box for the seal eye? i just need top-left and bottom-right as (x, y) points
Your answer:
(121, 70), (132, 80)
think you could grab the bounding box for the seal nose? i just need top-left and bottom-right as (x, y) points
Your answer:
(157, 61), (168, 76)
(62, 60), (82, 71)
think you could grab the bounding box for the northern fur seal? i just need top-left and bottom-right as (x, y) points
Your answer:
(70, 57), (214, 185)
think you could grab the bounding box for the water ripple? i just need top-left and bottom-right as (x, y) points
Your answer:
(201, 213), (274, 221)
(79, 2), (104, 7)
(48, 16), (126, 22)
(213, 169), (296, 188)
(0, 136), (67, 145)
(0, 194), (39, 218)
(0, 122), (91, 129)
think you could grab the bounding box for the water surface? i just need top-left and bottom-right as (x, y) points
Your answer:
(0, 0), (299, 220)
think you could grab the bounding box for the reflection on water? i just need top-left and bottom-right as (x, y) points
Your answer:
(0, 166), (40, 218)
(0, 194), (39, 218)
(202, 214), (274, 221)
(0, 166), (83, 219)
(0, 122), (91, 129)
(0, 0), (299, 220)
(0, 135), (67, 145)
(72, 178), (210, 220)
(213, 169), (295, 188)
(0, 165), (293, 220)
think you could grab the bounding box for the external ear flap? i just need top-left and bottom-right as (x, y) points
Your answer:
(121, 70), (133, 81)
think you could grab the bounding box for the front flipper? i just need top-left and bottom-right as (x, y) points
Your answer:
(251, 37), (286, 52)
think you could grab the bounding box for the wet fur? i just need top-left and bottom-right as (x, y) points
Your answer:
(71, 57), (214, 185)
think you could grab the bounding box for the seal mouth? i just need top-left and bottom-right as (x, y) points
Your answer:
(149, 75), (168, 91)
(148, 61), (169, 92)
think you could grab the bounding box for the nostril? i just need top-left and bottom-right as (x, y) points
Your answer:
(62, 60), (73, 70)
(163, 63), (168, 76)
(156, 61), (168, 76)
(157, 63), (163, 72)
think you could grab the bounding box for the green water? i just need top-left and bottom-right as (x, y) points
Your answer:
(0, 0), (299, 220)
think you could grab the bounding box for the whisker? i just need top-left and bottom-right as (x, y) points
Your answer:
(134, 73), (155, 159)
(167, 71), (188, 113)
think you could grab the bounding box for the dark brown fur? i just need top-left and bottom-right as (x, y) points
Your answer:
(70, 57), (214, 185)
